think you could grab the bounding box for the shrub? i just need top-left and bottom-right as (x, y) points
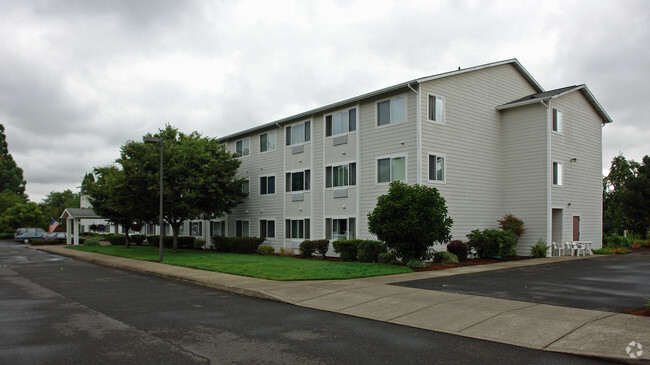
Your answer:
(357, 240), (387, 263)
(299, 240), (316, 258)
(312, 239), (330, 258)
(593, 248), (630, 254)
(29, 239), (50, 245)
(332, 239), (359, 261)
(257, 245), (275, 255)
(446, 240), (468, 261)
(530, 238), (549, 258)
(498, 214), (526, 241)
(108, 234), (127, 246)
(405, 258), (425, 269)
(210, 236), (265, 254)
(131, 234), (146, 245)
(604, 234), (631, 249)
(84, 237), (101, 246)
(279, 247), (295, 257)
(466, 229), (517, 258)
(193, 239), (206, 250)
(378, 252), (399, 265)
(0, 233), (14, 239)
(146, 235), (194, 249)
(367, 181), (453, 261)
(433, 251), (459, 264)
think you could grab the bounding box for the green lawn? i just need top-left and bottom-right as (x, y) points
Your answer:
(67, 245), (412, 280)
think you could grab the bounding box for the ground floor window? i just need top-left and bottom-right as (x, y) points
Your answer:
(260, 219), (275, 238)
(285, 219), (310, 239)
(210, 221), (225, 237)
(190, 221), (203, 237)
(325, 217), (356, 240)
(235, 220), (249, 237)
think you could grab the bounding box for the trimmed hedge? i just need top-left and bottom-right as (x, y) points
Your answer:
(194, 239), (206, 250)
(378, 252), (398, 265)
(146, 235), (196, 249)
(108, 234), (127, 246)
(210, 236), (265, 254)
(299, 240), (316, 258)
(257, 245), (275, 255)
(0, 233), (15, 239)
(313, 240), (330, 258)
(433, 251), (459, 264)
(332, 239), (359, 261)
(466, 229), (517, 258)
(131, 234), (146, 245)
(357, 240), (386, 263)
(446, 240), (468, 261)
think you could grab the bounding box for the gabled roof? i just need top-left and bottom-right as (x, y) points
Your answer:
(496, 85), (613, 124)
(218, 58), (544, 141)
(60, 208), (102, 220)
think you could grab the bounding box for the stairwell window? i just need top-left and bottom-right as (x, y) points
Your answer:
(286, 121), (311, 145)
(260, 131), (275, 153)
(428, 154), (446, 182)
(326, 108), (356, 137)
(377, 96), (406, 126)
(235, 138), (249, 157)
(428, 94), (445, 124)
(553, 108), (563, 133)
(553, 162), (563, 186)
(377, 156), (406, 183)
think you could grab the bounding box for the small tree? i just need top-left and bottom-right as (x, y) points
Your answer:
(367, 181), (453, 261)
(498, 214), (526, 242)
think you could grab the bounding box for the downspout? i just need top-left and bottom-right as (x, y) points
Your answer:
(541, 99), (552, 254)
(408, 83), (421, 184)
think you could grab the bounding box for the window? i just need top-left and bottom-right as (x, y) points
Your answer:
(235, 220), (249, 237)
(325, 218), (356, 240)
(286, 121), (310, 145)
(190, 221), (202, 236)
(377, 156), (406, 183)
(235, 139), (250, 157)
(260, 131), (276, 152)
(377, 96), (406, 126)
(260, 220), (275, 238)
(210, 221), (225, 237)
(428, 94), (445, 123)
(326, 163), (356, 188)
(428, 154), (445, 182)
(285, 219), (310, 239)
(553, 108), (562, 133)
(326, 108), (357, 137)
(286, 170), (310, 192)
(260, 176), (275, 195)
(553, 162), (563, 186)
(241, 179), (249, 195)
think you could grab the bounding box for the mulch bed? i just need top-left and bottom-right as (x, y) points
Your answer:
(412, 256), (531, 272)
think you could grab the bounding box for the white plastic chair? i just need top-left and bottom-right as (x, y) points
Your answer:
(565, 242), (575, 256)
(552, 242), (565, 256)
(573, 241), (585, 256)
(579, 241), (593, 255)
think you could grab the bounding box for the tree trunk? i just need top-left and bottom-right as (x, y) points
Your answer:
(124, 227), (130, 249)
(171, 222), (180, 252)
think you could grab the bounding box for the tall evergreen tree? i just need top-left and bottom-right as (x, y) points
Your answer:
(0, 124), (27, 197)
(603, 154), (639, 235)
(622, 155), (650, 239)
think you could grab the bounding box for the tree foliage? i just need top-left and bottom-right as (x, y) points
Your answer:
(39, 189), (80, 226)
(0, 124), (27, 198)
(603, 154), (640, 236)
(367, 181), (453, 261)
(497, 214), (526, 242)
(0, 202), (45, 232)
(622, 155), (650, 239)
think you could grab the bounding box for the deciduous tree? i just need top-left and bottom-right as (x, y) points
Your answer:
(0, 124), (27, 198)
(622, 155), (650, 239)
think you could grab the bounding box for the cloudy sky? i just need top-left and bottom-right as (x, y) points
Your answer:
(1, 0), (648, 203)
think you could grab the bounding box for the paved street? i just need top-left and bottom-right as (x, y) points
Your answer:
(0, 241), (612, 364)
(394, 252), (650, 313)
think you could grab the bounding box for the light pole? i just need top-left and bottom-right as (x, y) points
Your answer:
(144, 136), (163, 262)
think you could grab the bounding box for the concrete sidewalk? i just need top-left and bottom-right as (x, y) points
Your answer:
(34, 245), (650, 363)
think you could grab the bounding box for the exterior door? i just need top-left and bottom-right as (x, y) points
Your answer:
(572, 216), (580, 241)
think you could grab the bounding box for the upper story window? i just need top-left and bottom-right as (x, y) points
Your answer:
(326, 108), (356, 137)
(286, 169), (310, 192)
(553, 108), (563, 133)
(326, 163), (356, 188)
(236, 138), (250, 157)
(428, 154), (446, 182)
(552, 162), (563, 186)
(260, 131), (276, 153)
(377, 156), (406, 183)
(377, 96), (406, 126)
(260, 176), (275, 195)
(286, 121), (311, 146)
(428, 94), (445, 124)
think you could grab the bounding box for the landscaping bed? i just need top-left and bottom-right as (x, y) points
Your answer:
(412, 256), (531, 272)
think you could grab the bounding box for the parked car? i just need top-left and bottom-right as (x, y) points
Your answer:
(43, 232), (67, 243)
(14, 228), (47, 244)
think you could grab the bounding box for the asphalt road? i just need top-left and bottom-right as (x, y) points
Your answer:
(0, 241), (613, 364)
(395, 252), (650, 313)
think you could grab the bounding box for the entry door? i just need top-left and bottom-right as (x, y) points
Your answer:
(572, 216), (580, 241)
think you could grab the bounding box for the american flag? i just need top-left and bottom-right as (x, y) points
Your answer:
(48, 219), (59, 234)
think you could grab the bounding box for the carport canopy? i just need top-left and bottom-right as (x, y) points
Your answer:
(60, 208), (102, 245)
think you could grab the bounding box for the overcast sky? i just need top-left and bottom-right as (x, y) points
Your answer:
(1, 0), (648, 203)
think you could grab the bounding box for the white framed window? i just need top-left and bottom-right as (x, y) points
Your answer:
(552, 108), (563, 133)
(285, 121), (311, 146)
(552, 161), (563, 186)
(427, 94), (445, 124)
(285, 219), (310, 239)
(235, 138), (250, 157)
(260, 219), (275, 238)
(285, 169), (310, 192)
(210, 221), (225, 237)
(260, 175), (275, 195)
(326, 163), (356, 188)
(241, 179), (249, 195)
(260, 131), (276, 153)
(190, 221), (203, 237)
(235, 220), (249, 237)
(377, 95), (406, 126)
(326, 108), (357, 137)
(377, 156), (406, 183)
(325, 217), (356, 240)
(428, 153), (446, 182)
